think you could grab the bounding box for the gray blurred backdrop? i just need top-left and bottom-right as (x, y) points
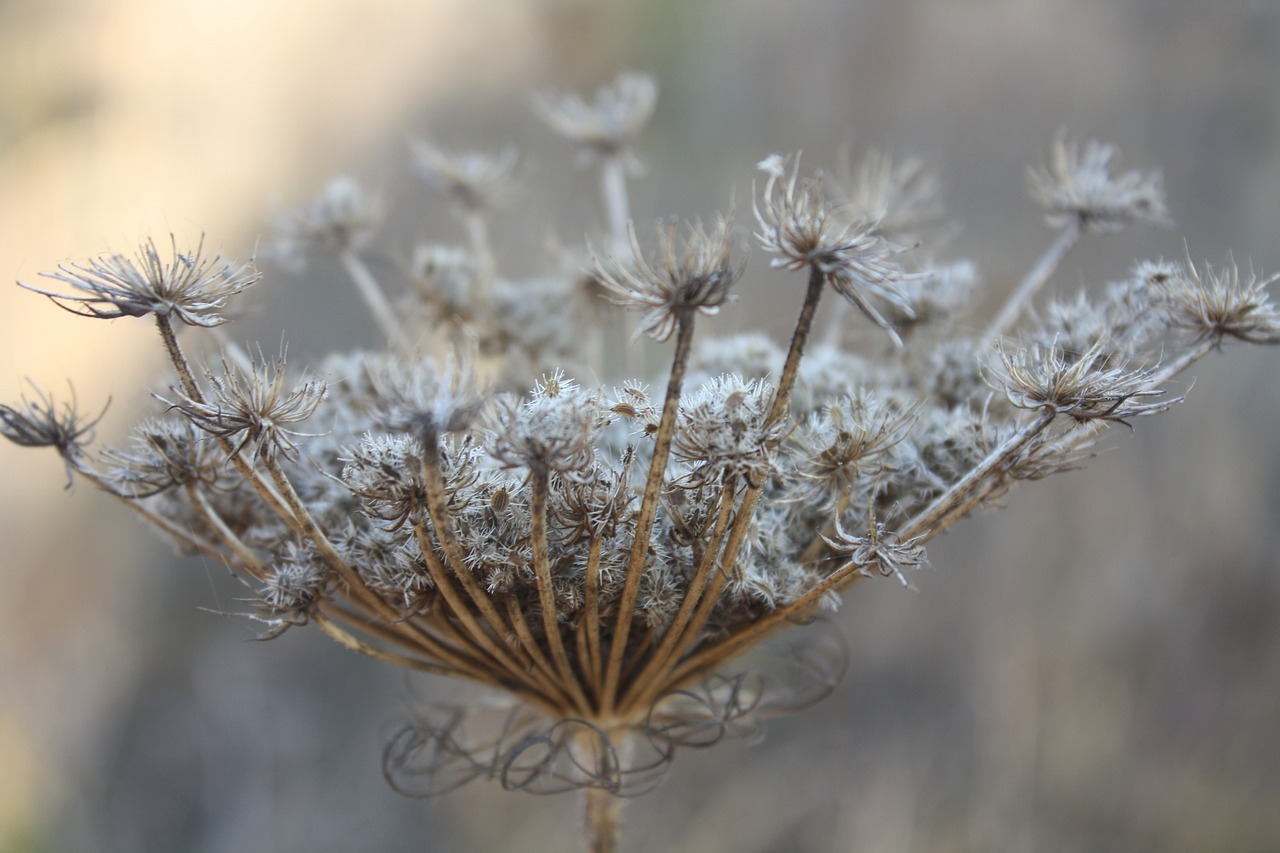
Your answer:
(2, 1), (1278, 851)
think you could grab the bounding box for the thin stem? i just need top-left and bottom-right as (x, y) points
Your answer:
(667, 560), (871, 689)
(312, 612), (453, 676)
(185, 485), (267, 579)
(155, 315), (301, 533)
(600, 156), (630, 247)
(410, 522), (550, 698)
(621, 480), (734, 710)
(984, 219), (1084, 343)
(263, 455), (381, 610)
(624, 264), (829, 711)
(503, 597), (579, 713)
(770, 263), (827, 424)
(530, 470), (593, 715)
(322, 604), (490, 682)
(338, 248), (411, 351)
(582, 532), (605, 699)
(420, 440), (522, 654)
(900, 410), (1056, 540)
(603, 314), (695, 712)
(465, 211), (495, 294)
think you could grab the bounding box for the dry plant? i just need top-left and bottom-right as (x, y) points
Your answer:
(5, 73), (1277, 852)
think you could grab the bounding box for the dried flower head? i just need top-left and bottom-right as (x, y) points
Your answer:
(272, 176), (383, 259)
(100, 418), (220, 497)
(834, 150), (945, 246)
(489, 372), (601, 477)
(992, 338), (1173, 426)
(754, 154), (916, 345)
(594, 216), (744, 342)
(409, 140), (520, 215)
(256, 543), (331, 637)
(21, 236), (258, 327)
(823, 511), (928, 587)
(1029, 136), (1169, 232)
(163, 352), (327, 462)
(791, 393), (918, 509)
(673, 375), (782, 489)
(530, 72), (657, 166)
(371, 352), (485, 439)
(0, 382), (104, 485)
(4, 70), (1276, 853)
(1158, 256), (1280, 345)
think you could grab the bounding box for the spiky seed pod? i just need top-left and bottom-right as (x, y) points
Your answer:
(21, 236), (258, 327)
(271, 176), (383, 259)
(753, 154), (916, 345)
(1157, 258), (1280, 345)
(992, 339), (1174, 426)
(594, 215), (744, 342)
(1028, 136), (1169, 232)
(164, 353), (327, 462)
(409, 140), (520, 215)
(530, 72), (657, 166)
(101, 418), (220, 497)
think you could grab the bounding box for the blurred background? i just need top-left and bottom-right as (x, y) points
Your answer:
(2, 0), (1279, 850)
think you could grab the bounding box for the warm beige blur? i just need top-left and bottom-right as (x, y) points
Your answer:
(2, 1), (1278, 851)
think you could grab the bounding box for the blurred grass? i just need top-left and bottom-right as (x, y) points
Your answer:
(2, 1), (1278, 850)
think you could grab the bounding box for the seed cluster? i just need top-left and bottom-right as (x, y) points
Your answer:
(6, 72), (1277, 799)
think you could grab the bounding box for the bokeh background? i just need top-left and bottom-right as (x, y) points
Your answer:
(2, 1), (1279, 850)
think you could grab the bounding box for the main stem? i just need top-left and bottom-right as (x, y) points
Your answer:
(583, 787), (623, 853)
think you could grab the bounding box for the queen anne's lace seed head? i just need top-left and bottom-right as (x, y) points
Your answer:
(490, 372), (602, 477)
(673, 375), (783, 489)
(834, 150), (944, 247)
(5, 73), (1276, 821)
(257, 543), (330, 637)
(164, 353), (327, 462)
(1029, 137), (1169, 232)
(754, 154), (917, 346)
(530, 72), (657, 166)
(791, 393), (918, 509)
(1157, 257), (1280, 345)
(992, 339), (1174, 426)
(409, 140), (520, 215)
(343, 433), (429, 530)
(272, 176), (383, 260)
(101, 418), (220, 497)
(21, 236), (258, 327)
(372, 352), (485, 439)
(822, 512), (928, 587)
(0, 383), (104, 485)
(594, 216), (744, 342)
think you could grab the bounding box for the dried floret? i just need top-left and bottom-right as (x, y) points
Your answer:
(0, 382), (105, 485)
(530, 72), (657, 165)
(594, 216), (744, 342)
(409, 140), (520, 215)
(992, 339), (1174, 426)
(754, 154), (916, 345)
(164, 352), (327, 462)
(271, 176), (383, 259)
(1029, 137), (1169, 232)
(1158, 257), (1280, 345)
(22, 236), (258, 326)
